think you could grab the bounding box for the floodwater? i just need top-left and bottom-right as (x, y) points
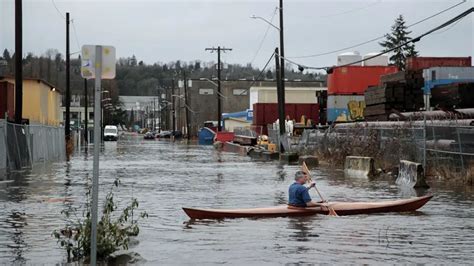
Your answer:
(1, 134), (473, 264)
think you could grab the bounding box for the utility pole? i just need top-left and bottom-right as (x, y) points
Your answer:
(275, 47), (285, 152)
(65, 12), (71, 140)
(183, 71), (190, 140)
(84, 78), (88, 143)
(279, 0), (285, 110)
(171, 79), (176, 134)
(14, 0), (23, 124)
(205, 46), (232, 132)
(153, 98), (156, 130)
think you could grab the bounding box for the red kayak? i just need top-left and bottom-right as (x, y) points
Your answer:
(183, 195), (433, 219)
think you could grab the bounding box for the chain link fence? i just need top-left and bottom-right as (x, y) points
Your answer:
(296, 121), (474, 182)
(233, 125), (263, 138)
(0, 120), (66, 172)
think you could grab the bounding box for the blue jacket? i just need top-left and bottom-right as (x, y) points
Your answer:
(288, 182), (312, 207)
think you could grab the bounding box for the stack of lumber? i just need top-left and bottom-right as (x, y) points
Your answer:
(431, 82), (474, 109)
(364, 70), (424, 121)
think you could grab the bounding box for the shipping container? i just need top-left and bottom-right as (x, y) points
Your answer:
(406, 56), (471, 71)
(422, 66), (474, 95)
(328, 66), (398, 95)
(327, 95), (365, 122)
(252, 103), (320, 133)
(422, 67), (474, 81)
(0, 81), (15, 120)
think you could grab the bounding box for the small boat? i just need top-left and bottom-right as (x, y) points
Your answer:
(183, 195), (433, 219)
(198, 127), (216, 145)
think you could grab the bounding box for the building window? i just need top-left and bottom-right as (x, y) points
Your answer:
(89, 112), (94, 120)
(199, 88), (214, 95)
(233, 89), (247, 95)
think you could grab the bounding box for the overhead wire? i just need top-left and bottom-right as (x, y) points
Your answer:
(239, 51), (275, 95)
(318, 0), (381, 19)
(249, 7), (278, 65)
(282, 7), (474, 71)
(51, 0), (66, 19)
(51, 0), (82, 55)
(71, 20), (81, 52)
(288, 0), (467, 59)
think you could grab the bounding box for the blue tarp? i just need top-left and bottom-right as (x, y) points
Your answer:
(222, 109), (253, 121)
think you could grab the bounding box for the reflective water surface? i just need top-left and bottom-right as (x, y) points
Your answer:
(1, 135), (473, 264)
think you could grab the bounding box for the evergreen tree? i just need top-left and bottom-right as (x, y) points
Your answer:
(379, 15), (418, 70)
(3, 49), (11, 61)
(265, 69), (273, 79)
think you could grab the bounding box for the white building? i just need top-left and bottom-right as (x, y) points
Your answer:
(248, 86), (327, 109)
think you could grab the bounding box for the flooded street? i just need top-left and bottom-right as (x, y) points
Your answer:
(1, 134), (473, 264)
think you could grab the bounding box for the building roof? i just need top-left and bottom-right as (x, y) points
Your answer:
(0, 76), (60, 92)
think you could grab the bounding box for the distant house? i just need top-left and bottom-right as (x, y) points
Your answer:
(0, 76), (61, 126)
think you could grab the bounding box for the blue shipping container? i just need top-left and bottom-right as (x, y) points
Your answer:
(424, 79), (474, 94)
(327, 95), (365, 122)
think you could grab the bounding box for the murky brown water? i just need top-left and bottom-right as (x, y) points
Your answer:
(1, 134), (473, 264)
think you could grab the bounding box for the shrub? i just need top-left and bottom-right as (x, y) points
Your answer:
(53, 178), (148, 262)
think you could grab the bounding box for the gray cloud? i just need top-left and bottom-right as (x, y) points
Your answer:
(1, 0), (472, 70)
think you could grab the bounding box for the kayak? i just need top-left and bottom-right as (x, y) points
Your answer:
(182, 195), (433, 219)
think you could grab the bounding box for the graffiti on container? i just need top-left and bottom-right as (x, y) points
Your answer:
(347, 100), (366, 120)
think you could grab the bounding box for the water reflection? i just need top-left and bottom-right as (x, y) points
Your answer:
(1, 135), (473, 264)
(5, 211), (28, 264)
(287, 217), (319, 242)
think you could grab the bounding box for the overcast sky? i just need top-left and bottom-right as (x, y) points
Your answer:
(1, 0), (473, 70)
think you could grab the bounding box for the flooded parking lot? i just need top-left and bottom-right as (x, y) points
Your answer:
(1, 134), (473, 264)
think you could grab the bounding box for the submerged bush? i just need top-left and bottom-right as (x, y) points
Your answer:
(53, 178), (148, 262)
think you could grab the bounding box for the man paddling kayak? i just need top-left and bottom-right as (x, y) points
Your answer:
(288, 171), (324, 207)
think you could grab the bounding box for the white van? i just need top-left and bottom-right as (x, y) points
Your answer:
(104, 125), (118, 141)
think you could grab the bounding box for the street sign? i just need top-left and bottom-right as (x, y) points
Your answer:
(81, 45), (116, 79)
(83, 44), (116, 266)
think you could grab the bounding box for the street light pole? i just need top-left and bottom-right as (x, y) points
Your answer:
(275, 47), (285, 152)
(251, 2), (286, 152)
(278, 0), (286, 152)
(183, 71), (191, 140)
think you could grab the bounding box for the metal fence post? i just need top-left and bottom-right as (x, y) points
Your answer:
(456, 127), (464, 170)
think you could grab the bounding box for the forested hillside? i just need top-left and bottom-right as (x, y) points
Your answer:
(0, 48), (326, 97)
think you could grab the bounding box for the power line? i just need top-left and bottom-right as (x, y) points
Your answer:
(51, 0), (65, 19)
(239, 51), (275, 95)
(318, 0), (381, 19)
(71, 20), (81, 51)
(249, 7), (278, 65)
(284, 7), (474, 71)
(289, 0), (467, 59)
